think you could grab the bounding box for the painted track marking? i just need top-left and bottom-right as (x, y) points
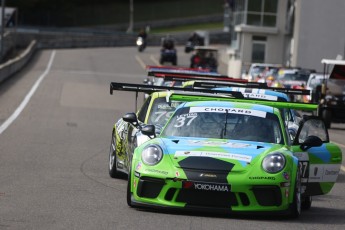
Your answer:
(135, 55), (146, 69)
(150, 55), (161, 66)
(0, 50), (56, 134)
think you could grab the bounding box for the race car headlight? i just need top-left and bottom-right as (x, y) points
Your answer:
(141, 145), (163, 166)
(262, 153), (286, 173)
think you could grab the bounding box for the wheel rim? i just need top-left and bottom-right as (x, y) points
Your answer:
(109, 135), (116, 170)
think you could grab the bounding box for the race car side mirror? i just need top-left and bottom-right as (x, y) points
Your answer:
(123, 112), (139, 127)
(141, 124), (156, 138)
(300, 135), (323, 151)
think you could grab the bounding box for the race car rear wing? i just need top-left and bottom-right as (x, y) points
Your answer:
(146, 65), (211, 73)
(150, 74), (248, 84)
(146, 65), (247, 83)
(110, 82), (318, 111)
(170, 94), (318, 111)
(110, 82), (244, 98)
(191, 81), (311, 95)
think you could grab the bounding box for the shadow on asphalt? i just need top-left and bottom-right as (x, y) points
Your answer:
(133, 205), (345, 224)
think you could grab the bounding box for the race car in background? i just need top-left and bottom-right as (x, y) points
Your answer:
(108, 82), (243, 178)
(142, 65), (248, 98)
(126, 99), (342, 218)
(318, 59), (345, 128)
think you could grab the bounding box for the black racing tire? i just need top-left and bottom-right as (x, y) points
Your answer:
(172, 56), (177, 66)
(289, 170), (302, 218)
(301, 196), (312, 210)
(127, 169), (133, 207)
(108, 132), (121, 178)
(138, 46), (144, 52)
(321, 109), (331, 129)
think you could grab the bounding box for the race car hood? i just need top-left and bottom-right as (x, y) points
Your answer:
(161, 137), (277, 172)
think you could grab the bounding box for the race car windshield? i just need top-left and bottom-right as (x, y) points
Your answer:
(161, 106), (284, 144)
(147, 97), (182, 126)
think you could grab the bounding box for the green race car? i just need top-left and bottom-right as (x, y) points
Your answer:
(108, 83), (243, 178)
(125, 99), (342, 218)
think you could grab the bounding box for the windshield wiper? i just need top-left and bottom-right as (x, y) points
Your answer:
(221, 110), (229, 138)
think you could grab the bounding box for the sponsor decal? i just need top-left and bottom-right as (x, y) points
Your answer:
(199, 173), (217, 178)
(145, 168), (169, 175)
(174, 151), (252, 163)
(187, 140), (251, 148)
(157, 102), (180, 109)
(243, 93), (278, 101)
(293, 152), (309, 161)
(283, 172), (290, 180)
(183, 181), (230, 192)
(136, 162), (142, 171)
(189, 107), (267, 118)
(249, 176), (275, 180)
(308, 164), (341, 182)
(133, 180), (137, 188)
(177, 113), (197, 119)
(325, 169), (338, 175)
(175, 171), (180, 177)
(194, 183), (229, 192)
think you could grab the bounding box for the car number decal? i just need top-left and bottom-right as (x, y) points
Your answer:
(293, 152), (309, 182)
(174, 113), (198, 127)
(154, 111), (174, 123)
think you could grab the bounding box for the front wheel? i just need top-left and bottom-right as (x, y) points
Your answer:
(289, 170), (302, 218)
(127, 169), (133, 207)
(301, 196), (312, 210)
(108, 132), (121, 178)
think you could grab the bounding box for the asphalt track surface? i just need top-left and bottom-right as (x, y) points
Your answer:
(0, 46), (344, 230)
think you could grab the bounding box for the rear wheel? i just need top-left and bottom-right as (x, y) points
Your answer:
(289, 170), (302, 218)
(108, 132), (121, 178)
(321, 109), (332, 129)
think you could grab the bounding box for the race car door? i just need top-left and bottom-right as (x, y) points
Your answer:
(291, 116), (342, 196)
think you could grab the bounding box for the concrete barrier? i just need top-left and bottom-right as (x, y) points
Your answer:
(0, 40), (37, 84)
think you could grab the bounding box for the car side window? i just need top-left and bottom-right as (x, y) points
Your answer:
(137, 96), (151, 122)
(297, 118), (328, 144)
